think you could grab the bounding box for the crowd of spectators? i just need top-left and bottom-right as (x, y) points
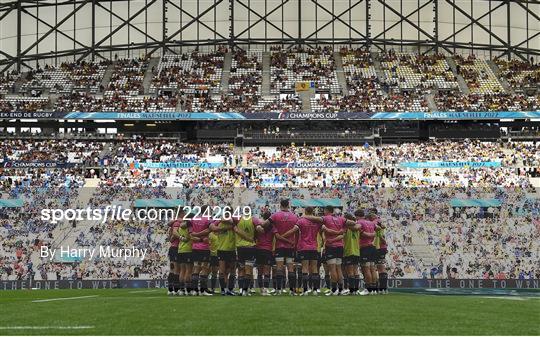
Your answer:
(106, 139), (234, 167)
(0, 71), (18, 95)
(495, 58), (539, 89)
(311, 48), (429, 113)
(150, 48), (226, 95)
(1, 139), (539, 281)
(0, 139), (105, 165)
(245, 140), (540, 168)
(1, 49), (539, 114)
(19, 61), (109, 94)
(434, 92), (539, 112)
(106, 58), (148, 96)
(380, 50), (458, 90)
(454, 54), (504, 94)
(54, 92), (178, 113)
(0, 96), (50, 112)
(270, 46), (340, 94)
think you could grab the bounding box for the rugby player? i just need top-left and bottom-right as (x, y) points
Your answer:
(234, 214), (260, 296)
(189, 205), (213, 296)
(373, 208), (388, 294)
(167, 217), (182, 295)
(343, 212), (361, 294)
(291, 207), (322, 295)
(210, 214), (237, 296)
(255, 210), (275, 296)
(208, 231), (220, 293)
(304, 206), (357, 296)
(260, 199), (299, 295)
(177, 219), (197, 295)
(357, 209), (378, 295)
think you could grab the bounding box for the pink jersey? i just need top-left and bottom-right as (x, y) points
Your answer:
(190, 217), (212, 250)
(169, 220), (181, 248)
(255, 226), (274, 251)
(359, 219), (376, 247)
(322, 215), (347, 248)
(270, 210), (299, 249)
(295, 217), (321, 251)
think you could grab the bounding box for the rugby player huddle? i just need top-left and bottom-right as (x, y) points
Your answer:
(167, 199), (388, 296)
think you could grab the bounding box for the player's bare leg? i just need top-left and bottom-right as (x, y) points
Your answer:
(360, 263), (371, 295)
(218, 260), (228, 295)
(326, 260), (340, 295)
(210, 264), (219, 293)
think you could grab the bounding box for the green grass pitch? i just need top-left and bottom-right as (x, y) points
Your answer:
(0, 289), (538, 335)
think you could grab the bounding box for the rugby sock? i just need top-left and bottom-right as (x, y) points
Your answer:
(289, 273), (297, 292)
(238, 276), (246, 291)
(348, 277), (355, 292)
(302, 273), (309, 292)
(228, 274), (236, 291)
(199, 274), (208, 292)
(369, 282), (377, 292)
(379, 272), (388, 291)
(167, 272), (174, 292)
(210, 274), (216, 290)
(219, 277), (226, 291)
(174, 274), (181, 292)
(262, 275), (270, 289)
(331, 282), (338, 293)
(324, 274), (331, 289)
(191, 273), (200, 292)
(257, 273), (263, 289)
(248, 277), (254, 290)
(310, 274), (320, 291)
(185, 279), (192, 293)
(354, 275), (361, 291)
(179, 280), (185, 292)
(276, 273), (284, 290)
(338, 279), (344, 291)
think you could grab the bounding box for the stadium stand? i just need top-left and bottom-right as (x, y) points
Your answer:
(1, 138), (539, 281)
(1, 50), (539, 114)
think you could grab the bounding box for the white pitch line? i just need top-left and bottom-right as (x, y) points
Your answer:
(0, 326), (94, 330)
(480, 296), (528, 301)
(128, 289), (160, 293)
(31, 295), (99, 303)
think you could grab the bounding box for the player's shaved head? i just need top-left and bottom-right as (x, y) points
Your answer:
(305, 206), (314, 215)
(324, 205), (334, 214)
(280, 199), (290, 209)
(355, 209), (365, 218)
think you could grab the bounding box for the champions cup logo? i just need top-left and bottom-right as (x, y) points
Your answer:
(287, 162), (335, 168)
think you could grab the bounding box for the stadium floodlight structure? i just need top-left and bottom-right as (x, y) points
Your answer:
(0, 0), (538, 73)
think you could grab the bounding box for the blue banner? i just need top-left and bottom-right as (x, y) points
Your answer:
(259, 162), (359, 169)
(2, 161), (75, 169)
(0, 199), (24, 208)
(450, 198), (502, 208)
(371, 111), (540, 120)
(9, 110), (540, 121)
(399, 161), (502, 168)
(136, 162), (223, 169)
